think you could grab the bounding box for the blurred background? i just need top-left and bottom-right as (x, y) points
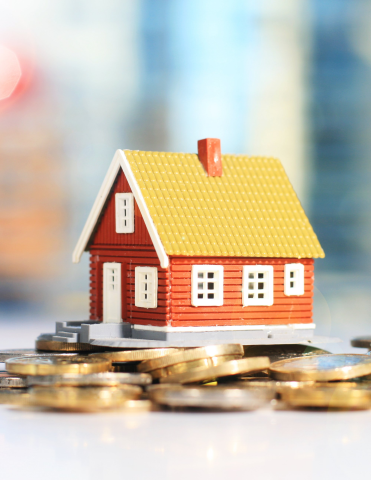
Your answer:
(1, 0), (371, 345)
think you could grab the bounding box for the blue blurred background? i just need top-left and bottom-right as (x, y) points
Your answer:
(1, 0), (371, 345)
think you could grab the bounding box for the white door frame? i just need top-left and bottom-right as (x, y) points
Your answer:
(103, 262), (122, 323)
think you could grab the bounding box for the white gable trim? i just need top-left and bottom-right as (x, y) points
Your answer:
(118, 150), (169, 268)
(72, 151), (121, 264)
(72, 150), (169, 268)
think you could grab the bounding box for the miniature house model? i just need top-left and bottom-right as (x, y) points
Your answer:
(71, 139), (324, 346)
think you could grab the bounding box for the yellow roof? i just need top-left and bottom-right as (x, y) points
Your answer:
(124, 150), (324, 259)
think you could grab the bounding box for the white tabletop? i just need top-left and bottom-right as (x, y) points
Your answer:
(0, 312), (370, 480)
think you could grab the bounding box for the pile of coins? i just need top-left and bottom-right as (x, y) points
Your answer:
(0, 338), (370, 412)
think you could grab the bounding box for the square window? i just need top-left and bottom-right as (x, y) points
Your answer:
(192, 265), (223, 306)
(243, 266), (274, 306)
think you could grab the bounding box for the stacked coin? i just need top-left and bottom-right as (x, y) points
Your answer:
(0, 349), (168, 412)
(269, 353), (371, 409)
(138, 344), (245, 380)
(93, 348), (181, 373)
(0, 341), (371, 412)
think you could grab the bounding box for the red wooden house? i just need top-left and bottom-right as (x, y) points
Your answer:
(72, 139), (324, 344)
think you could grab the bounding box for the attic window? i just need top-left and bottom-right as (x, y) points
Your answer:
(242, 265), (274, 306)
(191, 265), (223, 307)
(115, 193), (134, 233)
(284, 263), (304, 296)
(135, 267), (158, 308)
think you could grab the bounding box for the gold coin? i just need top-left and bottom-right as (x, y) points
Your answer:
(36, 340), (100, 352)
(6, 355), (111, 376)
(150, 355), (241, 379)
(29, 385), (142, 411)
(160, 357), (270, 384)
(27, 372), (152, 387)
(138, 344), (244, 373)
(280, 385), (371, 409)
(351, 336), (371, 349)
(120, 400), (152, 413)
(109, 363), (140, 373)
(243, 344), (330, 363)
(269, 354), (371, 382)
(227, 378), (326, 399)
(149, 385), (275, 410)
(0, 388), (31, 406)
(91, 348), (181, 363)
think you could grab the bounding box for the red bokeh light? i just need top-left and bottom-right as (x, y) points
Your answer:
(0, 46), (22, 100)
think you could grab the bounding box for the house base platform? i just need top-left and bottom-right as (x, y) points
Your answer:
(36, 321), (341, 348)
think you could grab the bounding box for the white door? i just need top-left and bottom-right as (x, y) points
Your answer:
(103, 262), (122, 323)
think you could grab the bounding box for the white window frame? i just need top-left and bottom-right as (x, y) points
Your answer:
(115, 193), (134, 233)
(284, 263), (305, 296)
(135, 267), (158, 309)
(242, 265), (274, 307)
(191, 265), (224, 307)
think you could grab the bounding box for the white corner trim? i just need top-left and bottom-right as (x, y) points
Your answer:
(72, 149), (169, 269)
(72, 151), (122, 263)
(118, 150), (169, 268)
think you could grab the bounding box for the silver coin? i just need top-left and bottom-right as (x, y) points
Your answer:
(0, 372), (27, 388)
(243, 344), (330, 363)
(27, 372), (152, 388)
(149, 385), (275, 410)
(270, 354), (371, 381)
(0, 349), (76, 362)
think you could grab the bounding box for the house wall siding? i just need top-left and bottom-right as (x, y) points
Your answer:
(169, 257), (314, 327)
(89, 246), (170, 325)
(90, 170), (152, 246)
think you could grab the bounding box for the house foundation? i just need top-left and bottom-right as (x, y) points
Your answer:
(37, 321), (339, 348)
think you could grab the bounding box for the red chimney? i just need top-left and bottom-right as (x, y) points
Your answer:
(197, 138), (222, 177)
